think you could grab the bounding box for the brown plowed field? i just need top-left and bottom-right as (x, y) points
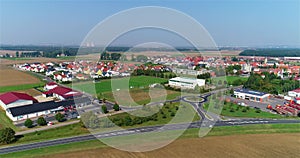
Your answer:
(42, 133), (300, 158)
(0, 67), (40, 87)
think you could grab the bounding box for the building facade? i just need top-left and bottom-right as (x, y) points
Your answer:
(169, 77), (205, 89)
(234, 89), (270, 102)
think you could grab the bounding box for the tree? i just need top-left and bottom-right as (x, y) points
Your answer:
(124, 116), (133, 126)
(102, 105), (108, 114)
(24, 119), (33, 128)
(15, 51), (19, 58)
(113, 103), (120, 111)
(0, 128), (15, 144)
(55, 113), (65, 122)
(229, 88), (234, 95)
(80, 111), (100, 129)
(37, 117), (47, 126)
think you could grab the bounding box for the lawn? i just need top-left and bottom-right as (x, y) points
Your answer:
(102, 88), (181, 105)
(56, 56), (76, 60)
(106, 102), (200, 128)
(212, 76), (248, 86)
(203, 101), (286, 119)
(0, 82), (45, 93)
(14, 123), (89, 145)
(0, 109), (19, 131)
(2, 123), (299, 158)
(72, 76), (168, 94)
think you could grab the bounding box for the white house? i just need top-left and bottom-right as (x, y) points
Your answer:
(288, 88), (300, 98)
(169, 77), (205, 89)
(44, 82), (58, 91)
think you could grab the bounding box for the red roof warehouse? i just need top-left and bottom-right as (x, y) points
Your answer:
(43, 86), (82, 100)
(0, 92), (38, 110)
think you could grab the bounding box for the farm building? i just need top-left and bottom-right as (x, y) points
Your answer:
(233, 89), (270, 102)
(0, 92), (38, 110)
(6, 97), (91, 121)
(43, 86), (83, 100)
(169, 77), (205, 89)
(288, 88), (300, 98)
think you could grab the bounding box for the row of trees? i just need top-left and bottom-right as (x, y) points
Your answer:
(226, 65), (242, 75)
(244, 72), (300, 94)
(24, 113), (65, 128)
(100, 52), (122, 60)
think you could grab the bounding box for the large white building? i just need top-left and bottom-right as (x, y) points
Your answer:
(169, 77), (205, 89)
(288, 88), (300, 98)
(233, 89), (270, 102)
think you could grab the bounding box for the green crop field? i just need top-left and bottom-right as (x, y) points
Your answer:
(0, 83), (45, 93)
(72, 76), (168, 94)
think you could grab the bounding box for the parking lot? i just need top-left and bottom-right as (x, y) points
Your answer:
(227, 96), (285, 113)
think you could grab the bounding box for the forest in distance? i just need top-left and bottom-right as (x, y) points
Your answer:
(239, 48), (300, 57)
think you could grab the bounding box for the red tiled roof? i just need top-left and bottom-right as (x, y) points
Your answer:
(0, 92), (38, 105)
(46, 82), (57, 86)
(292, 88), (300, 93)
(45, 86), (82, 99)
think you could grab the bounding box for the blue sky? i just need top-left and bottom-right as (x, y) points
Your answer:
(0, 0), (299, 47)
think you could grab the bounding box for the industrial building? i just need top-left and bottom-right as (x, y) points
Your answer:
(233, 88), (270, 102)
(169, 77), (205, 89)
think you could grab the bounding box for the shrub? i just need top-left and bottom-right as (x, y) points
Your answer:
(37, 117), (47, 126)
(242, 108), (247, 113)
(170, 112), (175, 117)
(102, 105), (108, 114)
(24, 119), (33, 128)
(255, 109), (261, 113)
(229, 108), (235, 112)
(113, 103), (120, 111)
(124, 116), (133, 126)
(0, 128), (15, 144)
(55, 113), (65, 122)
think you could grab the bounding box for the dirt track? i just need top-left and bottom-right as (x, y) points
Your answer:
(42, 133), (300, 158)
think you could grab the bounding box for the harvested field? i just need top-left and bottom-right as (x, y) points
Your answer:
(15, 88), (42, 97)
(42, 133), (300, 158)
(0, 57), (69, 66)
(0, 67), (40, 87)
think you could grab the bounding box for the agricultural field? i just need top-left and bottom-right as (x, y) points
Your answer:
(2, 123), (300, 158)
(72, 76), (168, 95)
(102, 89), (181, 105)
(0, 67), (41, 87)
